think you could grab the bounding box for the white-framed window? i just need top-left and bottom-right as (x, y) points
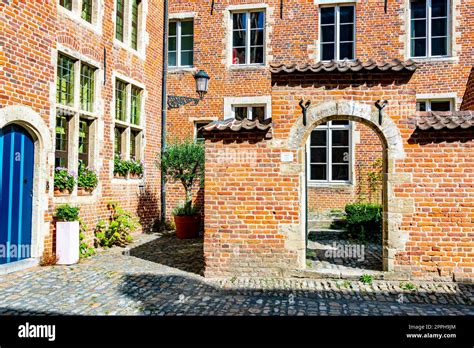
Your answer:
(59, 0), (97, 25)
(115, 0), (144, 52)
(114, 79), (144, 162)
(320, 4), (355, 61)
(231, 10), (265, 65)
(410, 0), (450, 58)
(307, 121), (352, 183)
(232, 105), (266, 122)
(416, 98), (453, 111)
(194, 121), (210, 144)
(55, 52), (99, 170)
(168, 20), (194, 67)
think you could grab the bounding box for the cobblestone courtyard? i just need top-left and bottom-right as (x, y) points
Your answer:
(0, 233), (472, 316)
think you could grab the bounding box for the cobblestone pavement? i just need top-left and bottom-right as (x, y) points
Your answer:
(0, 232), (472, 316)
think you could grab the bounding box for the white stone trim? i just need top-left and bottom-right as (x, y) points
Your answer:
(314, 0), (359, 4)
(416, 92), (459, 108)
(169, 12), (197, 20)
(0, 106), (53, 261)
(223, 96), (272, 120)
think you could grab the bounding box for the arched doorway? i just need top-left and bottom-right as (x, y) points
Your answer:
(0, 124), (35, 264)
(305, 117), (385, 273)
(287, 101), (407, 273)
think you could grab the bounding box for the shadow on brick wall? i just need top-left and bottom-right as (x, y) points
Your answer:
(408, 128), (474, 145)
(136, 186), (161, 233)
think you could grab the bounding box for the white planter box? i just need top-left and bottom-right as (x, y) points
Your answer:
(56, 221), (80, 265)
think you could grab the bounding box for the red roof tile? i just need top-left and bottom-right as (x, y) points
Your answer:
(416, 111), (474, 130)
(201, 118), (272, 132)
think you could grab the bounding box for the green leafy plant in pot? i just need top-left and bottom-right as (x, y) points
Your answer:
(159, 139), (204, 239)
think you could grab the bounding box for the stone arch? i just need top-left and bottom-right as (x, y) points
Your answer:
(0, 105), (53, 266)
(287, 100), (408, 272)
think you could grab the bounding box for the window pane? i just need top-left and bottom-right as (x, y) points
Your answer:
(250, 12), (264, 29)
(411, 19), (426, 38)
(250, 47), (264, 64)
(131, 0), (140, 50)
(57, 54), (75, 106)
(81, 0), (92, 22)
(181, 51), (193, 66)
(250, 29), (264, 46)
(80, 64), (95, 112)
(252, 107), (265, 122)
(332, 148), (349, 163)
(311, 165), (327, 180)
(181, 36), (193, 51)
(168, 52), (176, 66)
(114, 127), (123, 156)
(430, 100), (451, 111)
(339, 24), (353, 42)
(311, 148), (326, 163)
(431, 0), (447, 17)
(339, 42), (354, 60)
(169, 22), (177, 36)
(411, 38), (426, 56)
(233, 46), (246, 65)
(332, 165), (349, 181)
(195, 122), (209, 143)
(131, 86), (141, 125)
(233, 30), (246, 46)
(332, 130), (349, 146)
(130, 130), (140, 160)
(78, 119), (90, 167)
(339, 6), (354, 23)
(233, 13), (247, 30)
(310, 130), (326, 146)
(55, 115), (69, 168)
(431, 37), (447, 56)
(181, 21), (193, 35)
(411, 0), (426, 19)
(116, 0), (124, 41)
(168, 37), (177, 51)
(416, 101), (427, 111)
(234, 107), (247, 120)
(321, 25), (335, 43)
(115, 80), (126, 121)
(431, 18), (447, 37)
(321, 43), (335, 60)
(320, 7), (335, 25)
(60, 0), (72, 10)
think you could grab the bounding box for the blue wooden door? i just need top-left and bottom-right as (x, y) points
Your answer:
(0, 124), (34, 264)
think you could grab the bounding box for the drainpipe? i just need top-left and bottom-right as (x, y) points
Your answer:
(160, 0), (168, 222)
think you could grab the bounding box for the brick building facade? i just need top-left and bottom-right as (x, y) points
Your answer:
(165, 0), (473, 280)
(0, 0), (164, 267)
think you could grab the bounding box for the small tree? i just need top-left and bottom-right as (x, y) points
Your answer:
(159, 139), (205, 206)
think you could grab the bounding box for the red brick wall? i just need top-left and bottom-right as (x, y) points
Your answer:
(1, 1), (164, 256)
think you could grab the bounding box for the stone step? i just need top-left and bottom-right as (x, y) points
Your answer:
(287, 268), (411, 281)
(308, 219), (346, 230)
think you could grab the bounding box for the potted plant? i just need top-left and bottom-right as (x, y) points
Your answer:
(54, 204), (80, 265)
(129, 158), (144, 179)
(159, 139), (204, 239)
(77, 161), (98, 195)
(54, 167), (76, 195)
(114, 155), (130, 178)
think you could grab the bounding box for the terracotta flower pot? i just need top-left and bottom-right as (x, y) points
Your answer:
(174, 215), (200, 239)
(54, 188), (70, 196)
(78, 187), (93, 195)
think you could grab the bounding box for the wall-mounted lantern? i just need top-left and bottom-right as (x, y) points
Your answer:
(167, 69), (211, 109)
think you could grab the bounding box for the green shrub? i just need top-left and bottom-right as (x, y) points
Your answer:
(79, 220), (95, 258)
(54, 204), (80, 222)
(172, 201), (200, 216)
(54, 167), (76, 191)
(360, 274), (373, 284)
(345, 203), (382, 242)
(77, 162), (99, 190)
(94, 202), (138, 248)
(159, 139), (204, 208)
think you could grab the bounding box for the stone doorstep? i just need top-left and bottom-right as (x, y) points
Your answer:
(288, 268), (412, 282)
(0, 258), (39, 275)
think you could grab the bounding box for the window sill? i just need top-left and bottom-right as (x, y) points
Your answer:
(308, 182), (353, 189)
(111, 177), (145, 184)
(168, 67), (196, 74)
(410, 56), (459, 63)
(229, 64), (266, 71)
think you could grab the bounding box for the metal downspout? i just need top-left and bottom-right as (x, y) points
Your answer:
(160, 0), (168, 222)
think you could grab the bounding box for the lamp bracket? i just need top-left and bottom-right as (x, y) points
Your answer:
(167, 95), (200, 109)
